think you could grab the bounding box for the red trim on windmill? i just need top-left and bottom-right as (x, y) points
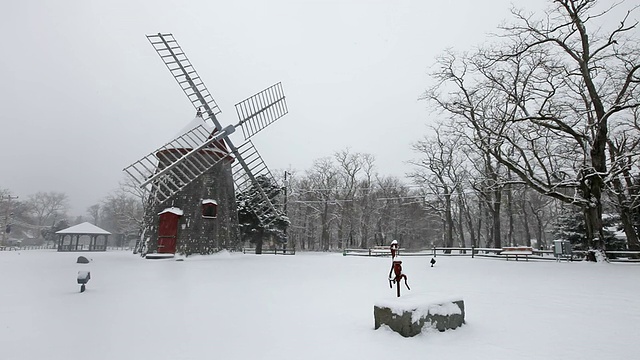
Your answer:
(207, 127), (235, 163)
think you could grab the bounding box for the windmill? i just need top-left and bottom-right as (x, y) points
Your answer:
(123, 33), (288, 256)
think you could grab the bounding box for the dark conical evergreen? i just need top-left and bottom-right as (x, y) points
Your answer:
(237, 175), (289, 254)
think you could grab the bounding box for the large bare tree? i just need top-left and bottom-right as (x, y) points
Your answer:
(427, 0), (640, 253)
(27, 191), (69, 229)
(410, 125), (466, 250)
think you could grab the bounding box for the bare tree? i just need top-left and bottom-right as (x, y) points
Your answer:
(99, 179), (147, 248)
(426, 1), (640, 253)
(358, 153), (376, 249)
(410, 125), (466, 250)
(605, 112), (640, 249)
(334, 148), (366, 249)
(27, 191), (69, 229)
(305, 157), (340, 250)
(492, 0), (639, 249)
(87, 204), (100, 226)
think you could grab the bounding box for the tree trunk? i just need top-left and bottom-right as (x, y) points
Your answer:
(361, 217), (369, 249)
(506, 181), (514, 246)
(622, 172), (640, 250)
(444, 193), (454, 251)
(321, 201), (330, 251)
(620, 209), (639, 251)
(255, 236), (263, 255)
(521, 200), (532, 248)
(457, 196), (466, 248)
(607, 142), (640, 250)
(492, 189), (502, 249)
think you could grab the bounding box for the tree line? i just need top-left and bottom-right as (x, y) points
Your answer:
(3, 1), (638, 255)
(268, 0), (640, 254)
(418, 0), (639, 252)
(0, 180), (144, 247)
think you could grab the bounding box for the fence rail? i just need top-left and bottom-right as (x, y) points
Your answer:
(0, 245), (56, 251)
(0, 245), (133, 252)
(242, 247), (296, 255)
(342, 246), (640, 263)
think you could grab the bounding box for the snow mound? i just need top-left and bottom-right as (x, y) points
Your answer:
(214, 249), (233, 258)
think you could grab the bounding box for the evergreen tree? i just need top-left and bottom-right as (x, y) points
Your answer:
(237, 175), (289, 254)
(553, 209), (622, 252)
(41, 219), (70, 245)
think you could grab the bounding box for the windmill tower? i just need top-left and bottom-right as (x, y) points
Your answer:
(124, 33), (288, 256)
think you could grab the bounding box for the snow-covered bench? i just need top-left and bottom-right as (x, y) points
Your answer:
(500, 247), (533, 261)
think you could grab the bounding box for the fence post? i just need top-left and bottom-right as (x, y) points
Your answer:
(471, 246), (475, 259)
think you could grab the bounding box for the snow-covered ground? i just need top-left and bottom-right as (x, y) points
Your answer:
(1, 250), (639, 360)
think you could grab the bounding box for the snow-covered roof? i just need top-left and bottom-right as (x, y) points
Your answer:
(202, 199), (218, 205)
(175, 116), (214, 139)
(56, 222), (111, 235)
(159, 116), (232, 162)
(163, 116), (215, 150)
(159, 207), (184, 216)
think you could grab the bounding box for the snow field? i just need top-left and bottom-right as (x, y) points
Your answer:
(1, 250), (639, 360)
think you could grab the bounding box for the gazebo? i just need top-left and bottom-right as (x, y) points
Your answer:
(56, 222), (110, 252)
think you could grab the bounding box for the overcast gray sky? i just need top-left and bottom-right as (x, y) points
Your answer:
(1, 0), (540, 215)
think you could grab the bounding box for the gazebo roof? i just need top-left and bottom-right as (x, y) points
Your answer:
(56, 222), (111, 235)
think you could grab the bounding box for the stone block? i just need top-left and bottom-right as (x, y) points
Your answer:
(374, 295), (465, 337)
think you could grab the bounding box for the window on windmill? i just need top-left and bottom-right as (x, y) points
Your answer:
(202, 199), (218, 219)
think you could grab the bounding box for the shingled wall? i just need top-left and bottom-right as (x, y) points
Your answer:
(145, 159), (239, 255)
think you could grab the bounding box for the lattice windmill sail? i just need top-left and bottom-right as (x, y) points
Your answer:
(124, 33), (288, 231)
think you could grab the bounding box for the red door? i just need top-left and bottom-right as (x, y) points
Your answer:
(157, 211), (181, 254)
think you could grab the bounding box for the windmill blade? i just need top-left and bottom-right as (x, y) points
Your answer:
(123, 125), (231, 204)
(144, 33), (286, 226)
(232, 140), (280, 225)
(235, 82), (288, 140)
(146, 33), (223, 129)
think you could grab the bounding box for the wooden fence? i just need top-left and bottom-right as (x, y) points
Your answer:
(343, 246), (640, 263)
(0, 245), (133, 252)
(0, 245), (56, 251)
(242, 247), (296, 255)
